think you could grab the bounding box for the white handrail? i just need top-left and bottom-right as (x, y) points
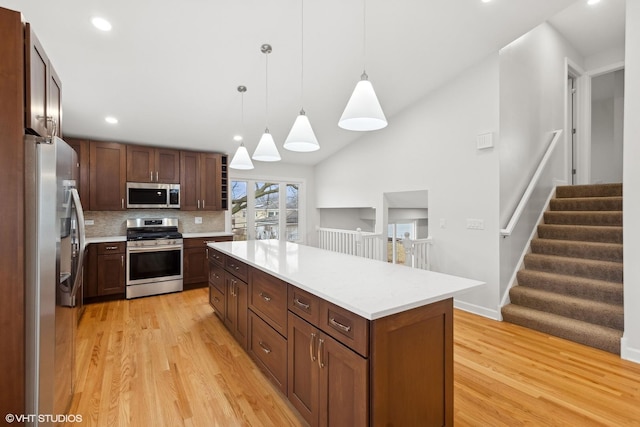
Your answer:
(500, 129), (563, 237)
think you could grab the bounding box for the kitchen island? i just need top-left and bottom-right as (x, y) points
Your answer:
(207, 240), (483, 427)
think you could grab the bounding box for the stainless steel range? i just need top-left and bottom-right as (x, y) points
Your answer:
(126, 218), (183, 299)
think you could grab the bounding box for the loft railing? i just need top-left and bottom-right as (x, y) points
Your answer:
(500, 129), (563, 237)
(317, 227), (432, 269)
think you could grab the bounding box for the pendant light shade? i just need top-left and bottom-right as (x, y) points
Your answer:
(230, 85), (254, 170)
(339, 72), (387, 131)
(230, 144), (254, 169)
(253, 128), (281, 161)
(284, 110), (319, 152)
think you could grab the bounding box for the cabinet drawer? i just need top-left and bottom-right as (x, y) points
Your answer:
(208, 262), (225, 293)
(248, 311), (287, 394)
(184, 238), (207, 248)
(96, 242), (125, 255)
(321, 301), (370, 358)
(250, 269), (288, 337)
(288, 285), (321, 326)
(225, 257), (248, 282)
(208, 248), (225, 266)
(209, 285), (225, 320)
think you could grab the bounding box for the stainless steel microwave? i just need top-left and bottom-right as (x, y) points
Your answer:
(126, 182), (180, 208)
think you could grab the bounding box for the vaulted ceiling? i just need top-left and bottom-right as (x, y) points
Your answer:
(1, 0), (625, 165)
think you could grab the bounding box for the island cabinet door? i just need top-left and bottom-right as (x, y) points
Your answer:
(288, 312), (320, 426)
(225, 275), (248, 349)
(288, 312), (368, 427)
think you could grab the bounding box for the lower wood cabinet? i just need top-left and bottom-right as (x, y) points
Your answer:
(288, 312), (368, 427)
(84, 242), (126, 299)
(224, 273), (248, 349)
(184, 236), (232, 290)
(208, 248), (454, 426)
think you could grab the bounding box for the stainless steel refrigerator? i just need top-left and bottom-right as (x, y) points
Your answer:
(25, 135), (86, 425)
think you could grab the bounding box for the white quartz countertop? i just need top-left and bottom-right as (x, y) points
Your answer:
(183, 232), (233, 239)
(208, 240), (484, 320)
(86, 236), (126, 244)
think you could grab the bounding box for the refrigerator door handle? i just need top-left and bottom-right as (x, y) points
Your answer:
(70, 188), (86, 298)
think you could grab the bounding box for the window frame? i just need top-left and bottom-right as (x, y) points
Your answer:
(229, 176), (306, 244)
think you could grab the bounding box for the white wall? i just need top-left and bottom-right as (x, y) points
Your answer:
(316, 55), (501, 318)
(319, 208), (375, 232)
(499, 22), (584, 226)
(229, 161), (318, 245)
(591, 70), (624, 184)
(622, 0), (640, 363)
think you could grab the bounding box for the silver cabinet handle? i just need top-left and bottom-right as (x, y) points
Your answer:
(294, 298), (310, 310)
(150, 171), (153, 181)
(329, 317), (351, 333)
(121, 255), (124, 267)
(197, 200), (200, 209)
(317, 338), (325, 369)
(259, 292), (271, 302)
(121, 198), (125, 209)
(206, 248), (209, 258)
(202, 199), (205, 209)
(213, 296), (220, 303)
(105, 246), (118, 250)
(258, 341), (272, 354)
(155, 171), (159, 182)
(309, 333), (317, 362)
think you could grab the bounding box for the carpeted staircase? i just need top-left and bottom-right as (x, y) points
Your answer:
(502, 183), (623, 354)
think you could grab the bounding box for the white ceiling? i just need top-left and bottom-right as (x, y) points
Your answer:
(1, 0), (625, 166)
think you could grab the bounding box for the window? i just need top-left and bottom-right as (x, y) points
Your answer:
(230, 179), (304, 243)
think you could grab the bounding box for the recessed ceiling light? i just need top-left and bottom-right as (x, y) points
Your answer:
(233, 135), (243, 142)
(481, 0), (492, 3)
(105, 116), (118, 124)
(92, 17), (112, 32)
(587, 0), (601, 4)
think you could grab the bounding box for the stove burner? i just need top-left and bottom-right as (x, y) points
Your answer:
(125, 217), (182, 241)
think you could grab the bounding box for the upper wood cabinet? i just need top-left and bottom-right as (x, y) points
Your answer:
(90, 141), (126, 211)
(25, 23), (62, 138)
(65, 137), (90, 209)
(126, 145), (180, 183)
(180, 151), (228, 211)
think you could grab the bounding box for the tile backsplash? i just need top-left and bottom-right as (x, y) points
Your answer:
(84, 210), (226, 237)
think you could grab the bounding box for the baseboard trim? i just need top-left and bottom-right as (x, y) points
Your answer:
(621, 337), (640, 364)
(454, 299), (501, 321)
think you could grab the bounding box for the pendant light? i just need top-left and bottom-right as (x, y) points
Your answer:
(253, 44), (281, 162)
(338, 0), (387, 131)
(230, 85), (254, 170)
(284, 0), (320, 152)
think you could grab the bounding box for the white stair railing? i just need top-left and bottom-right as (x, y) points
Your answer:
(317, 227), (385, 261)
(412, 237), (433, 270)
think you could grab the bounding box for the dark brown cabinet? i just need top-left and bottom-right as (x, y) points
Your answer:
(126, 145), (180, 183)
(89, 141), (126, 211)
(288, 312), (368, 427)
(180, 151), (228, 211)
(185, 236), (233, 290)
(25, 23), (62, 138)
(84, 242), (126, 298)
(66, 137), (90, 208)
(225, 273), (248, 349)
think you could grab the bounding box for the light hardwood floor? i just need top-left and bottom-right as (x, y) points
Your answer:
(65, 289), (640, 426)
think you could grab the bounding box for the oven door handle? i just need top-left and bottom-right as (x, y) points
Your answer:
(127, 244), (183, 253)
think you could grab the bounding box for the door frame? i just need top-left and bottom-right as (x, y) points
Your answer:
(565, 58), (588, 185)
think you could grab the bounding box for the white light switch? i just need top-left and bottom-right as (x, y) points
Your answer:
(466, 219), (484, 230)
(195, 217), (203, 224)
(477, 132), (493, 150)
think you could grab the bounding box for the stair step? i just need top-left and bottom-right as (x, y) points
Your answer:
(549, 196), (622, 212)
(508, 286), (623, 330)
(516, 270), (623, 305)
(523, 253), (623, 283)
(537, 224), (623, 244)
(543, 211), (622, 226)
(530, 238), (623, 262)
(555, 183), (622, 198)
(501, 304), (622, 354)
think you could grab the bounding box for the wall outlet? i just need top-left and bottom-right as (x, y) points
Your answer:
(85, 219), (94, 226)
(466, 218), (484, 230)
(195, 217), (203, 224)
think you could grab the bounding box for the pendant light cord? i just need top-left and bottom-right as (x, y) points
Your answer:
(363, 0), (367, 73)
(265, 52), (269, 126)
(301, 0), (305, 109)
